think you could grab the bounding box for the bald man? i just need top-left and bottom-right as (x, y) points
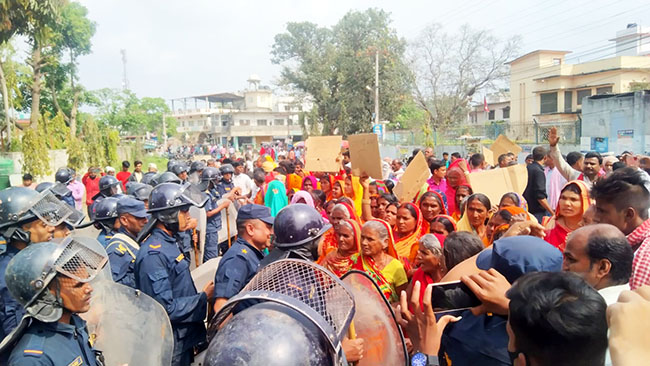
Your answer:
(562, 224), (634, 305)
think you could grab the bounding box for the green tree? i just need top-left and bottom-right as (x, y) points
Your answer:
(38, 111), (68, 149)
(0, 41), (27, 146)
(102, 128), (119, 167)
(66, 133), (85, 171)
(93, 88), (171, 137)
(272, 9), (411, 135)
(82, 116), (105, 168)
(391, 98), (427, 129)
(21, 117), (50, 176)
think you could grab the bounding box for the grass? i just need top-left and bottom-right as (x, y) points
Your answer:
(140, 154), (168, 171)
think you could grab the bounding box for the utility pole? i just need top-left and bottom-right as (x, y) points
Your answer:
(374, 49), (379, 127)
(120, 49), (129, 91)
(162, 113), (168, 148)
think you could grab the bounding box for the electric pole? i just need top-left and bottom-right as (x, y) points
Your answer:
(374, 49), (379, 127)
(121, 49), (129, 91)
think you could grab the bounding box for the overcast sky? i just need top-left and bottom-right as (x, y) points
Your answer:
(75, 0), (649, 102)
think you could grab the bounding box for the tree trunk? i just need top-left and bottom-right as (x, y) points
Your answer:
(70, 90), (80, 137)
(0, 61), (11, 144)
(29, 45), (43, 129)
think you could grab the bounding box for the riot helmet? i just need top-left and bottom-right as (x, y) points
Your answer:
(90, 196), (120, 232)
(0, 187), (83, 244)
(146, 183), (207, 233)
(150, 171), (182, 186)
(4, 237), (107, 323)
(198, 167), (221, 191)
(35, 182), (54, 193)
(274, 205), (331, 248)
(55, 167), (73, 185)
(171, 162), (189, 177)
(166, 159), (178, 172)
(127, 182), (152, 202)
(219, 163), (235, 176)
(35, 181), (72, 200)
(190, 161), (206, 175)
(141, 171), (157, 185)
(97, 175), (121, 198)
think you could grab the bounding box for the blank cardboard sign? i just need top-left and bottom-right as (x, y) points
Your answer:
(482, 146), (495, 167)
(468, 164), (528, 205)
(490, 135), (522, 165)
(305, 136), (342, 172)
(348, 133), (383, 179)
(394, 151), (429, 202)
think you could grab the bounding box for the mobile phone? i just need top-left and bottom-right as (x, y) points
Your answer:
(430, 280), (481, 313)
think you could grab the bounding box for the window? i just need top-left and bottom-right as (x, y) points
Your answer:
(540, 92), (558, 114)
(576, 89), (592, 105)
(553, 58), (562, 65)
(257, 119), (268, 126)
(274, 119), (285, 126)
(188, 121), (195, 127)
(596, 86), (613, 95)
(502, 106), (510, 119)
(564, 91), (573, 112)
(488, 110), (495, 120)
(284, 105), (290, 111)
(287, 118), (293, 125)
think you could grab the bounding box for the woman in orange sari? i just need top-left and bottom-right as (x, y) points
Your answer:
(485, 206), (529, 245)
(331, 178), (345, 200)
(320, 174), (334, 200)
(317, 218), (360, 277)
(394, 202), (424, 267)
(418, 191), (447, 235)
(351, 219), (407, 302)
(543, 180), (591, 252)
(318, 201), (359, 258)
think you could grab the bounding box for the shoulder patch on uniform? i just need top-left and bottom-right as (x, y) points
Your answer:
(149, 244), (161, 249)
(175, 253), (185, 262)
(241, 248), (248, 254)
(23, 349), (43, 356)
(105, 235), (113, 240)
(117, 243), (128, 255)
(68, 355), (83, 366)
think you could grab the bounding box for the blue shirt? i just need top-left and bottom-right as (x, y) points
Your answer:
(96, 228), (113, 248)
(216, 180), (234, 197)
(205, 188), (222, 233)
(8, 315), (99, 366)
(105, 228), (139, 288)
(0, 241), (22, 340)
(134, 228), (207, 354)
(214, 237), (264, 299)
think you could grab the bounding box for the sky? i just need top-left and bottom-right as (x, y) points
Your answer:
(74, 0), (650, 102)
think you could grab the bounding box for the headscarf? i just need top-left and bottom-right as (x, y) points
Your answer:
(417, 190), (448, 236)
(445, 159), (470, 217)
(264, 180), (288, 216)
(488, 206), (529, 245)
(316, 219), (360, 277)
(456, 194), (489, 246)
(301, 175), (318, 191)
(290, 190), (315, 208)
(553, 180), (591, 220)
(543, 180), (591, 251)
(347, 176), (363, 218)
(320, 174), (334, 200)
(318, 201), (360, 258)
(351, 219), (401, 301)
(375, 180), (389, 195)
(286, 173), (303, 192)
(431, 214), (458, 233)
(394, 202), (424, 266)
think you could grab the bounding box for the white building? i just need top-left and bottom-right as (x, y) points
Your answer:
(467, 90), (510, 125)
(172, 75), (312, 147)
(610, 23), (650, 57)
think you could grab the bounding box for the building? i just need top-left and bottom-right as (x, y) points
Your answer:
(467, 90), (510, 125)
(581, 90), (650, 154)
(171, 75), (312, 147)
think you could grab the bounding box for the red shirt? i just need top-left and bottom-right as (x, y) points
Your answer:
(116, 171), (131, 190)
(83, 175), (101, 206)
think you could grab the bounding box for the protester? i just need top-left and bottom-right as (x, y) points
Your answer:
(20, 173), (35, 188)
(264, 179), (288, 216)
(409, 234), (446, 309)
(549, 127), (603, 187)
(389, 159), (404, 181)
(317, 218), (361, 277)
(427, 159), (447, 192)
(445, 159), (470, 217)
(543, 180), (591, 251)
(443, 231), (484, 271)
(66, 168), (85, 210)
(394, 203), (424, 266)
(456, 193), (491, 245)
(430, 214), (457, 236)
(452, 185), (472, 221)
(83, 167), (101, 207)
(523, 145), (553, 222)
(418, 191), (447, 234)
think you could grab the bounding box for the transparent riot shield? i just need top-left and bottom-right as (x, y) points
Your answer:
(191, 257), (221, 296)
(81, 280), (174, 366)
(188, 205), (207, 270)
(341, 270), (409, 366)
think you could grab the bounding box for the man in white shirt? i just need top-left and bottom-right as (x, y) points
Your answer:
(232, 160), (255, 197)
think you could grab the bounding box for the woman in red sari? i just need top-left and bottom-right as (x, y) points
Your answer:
(318, 201), (359, 258)
(394, 203), (424, 267)
(351, 219), (407, 303)
(320, 174), (334, 200)
(418, 191), (447, 235)
(317, 218), (360, 277)
(544, 180), (591, 251)
(445, 158), (470, 218)
(410, 233), (447, 310)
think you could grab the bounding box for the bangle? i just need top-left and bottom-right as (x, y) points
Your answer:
(362, 199), (371, 204)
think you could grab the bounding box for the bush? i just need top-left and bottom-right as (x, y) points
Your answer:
(22, 126), (50, 177)
(66, 133), (86, 172)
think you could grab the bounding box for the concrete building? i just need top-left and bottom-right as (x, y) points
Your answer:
(610, 23), (650, 57)
(171, 75), (312, 147)
(581, 90), (650, 154)
(467, 90), (510, 124)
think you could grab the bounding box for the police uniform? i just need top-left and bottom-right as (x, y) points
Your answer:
(8, 314), (100, 366)
(214, 237), (263, 299)
(203, 187), (222, 262)
(61, 193), (75, 209)
(96, 228), (113, 248)
(105, 198), (148, 288)
(0, 240), (22, 340)
(135, 227), (207, 366)
(216, 179), (234, 197)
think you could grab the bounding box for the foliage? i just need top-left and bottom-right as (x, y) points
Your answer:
(102, 128), (119, 167)
(65, 133), (85, 171)
(9, 136), (21, 152)
(391, 98), (427, 130)
(21, 121), (50, 176)
(82, 116), (105, 168)
(38, 112), (69, 149)
(272, 8), (412, 135)
(0, 0), (63, 45)
(409, 24), (520, 130)
(630, 80), (650, 92)
(92, 88), (171, 137)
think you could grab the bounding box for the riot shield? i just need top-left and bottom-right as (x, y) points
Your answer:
(188, 205), (207, 270)
(341, 270), (409, 366)
(191, 257), (221, 296)
(81, 280), (174, 366)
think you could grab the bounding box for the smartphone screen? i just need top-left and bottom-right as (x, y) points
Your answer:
(430, 280), (481, 313)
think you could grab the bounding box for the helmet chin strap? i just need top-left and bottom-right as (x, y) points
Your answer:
(4, 226), (31, 246)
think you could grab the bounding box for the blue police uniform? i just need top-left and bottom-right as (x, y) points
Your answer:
(203, 188), (222, 262)
(96, 228), (113, 248)
(8, 314), (99, 366)
(0, 241), (23, 340)
(214, 237), (263, 300)
(216, 179), (234, 197)
(105, 227), (139, 288)
(135, 228), (207, 366)
(61, 193), (75, 208)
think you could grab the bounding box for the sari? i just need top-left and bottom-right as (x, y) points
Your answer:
(320, 174), (334, 200)
(487, 206), (529, 245)
(431, 214), (458, 234)
(456, 200), (489, 246)
(394, 202), (424, 266)
(290, 191), (315, 207)
(317, 219), (360, 277)
(445, 159), (470, 218)
(264, 180), (288, 216)
(417, 189), (448, 235)
(544, 180), (591, 251)
(253, 183), (266, 205)
(318, 201), (360, 258)
(351, 219), (407, 302)
(301, 175), (318, 191)
(286, 173), (303, 192)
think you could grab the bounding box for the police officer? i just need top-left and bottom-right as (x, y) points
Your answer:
(171, 162), (190, 183)
(0, 237), (107, 365)
(150, 171), (182, 187)
(105, 197), (148, 288)
(0, 187), (78, 341)
(89, 175), (121, 220)
(87, 196), (120, 247)
(55, 168), (76, 208)
(126, 182), (153, 209)
(34, 181), (75, 209)
(134, 183), (214, 366)
(199, 167), (238, 262)
(188, 161), (206, 184)
(216, 163), (235, 196)
(213, 204), (273, 313)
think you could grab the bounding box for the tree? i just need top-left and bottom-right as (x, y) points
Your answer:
(630, 80), (650, 91)
(0, 41), (27, 145)
(391, 98), (427, 130)
(409, 24), (520, 132)
(21, 116), (50, 176)
(93, 88), (171, 137)
(272, 9), (412, 135)
(0, 0), (62, 45)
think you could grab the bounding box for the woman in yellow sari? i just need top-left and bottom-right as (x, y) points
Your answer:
(394, 202), (424, 267)
(351, 219), (407, 303)
(456, 193), (492, 246)
(317, 218), (360, 277)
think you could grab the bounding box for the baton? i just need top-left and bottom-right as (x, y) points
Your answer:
(192, 228), (200, 268)
(226, 206), (232, 248)
(347, 320), (358, 366)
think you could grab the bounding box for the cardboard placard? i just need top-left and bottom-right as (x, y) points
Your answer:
(305, 136), (342, 172)
(348, 133), (383, 179)
(490, 135), (522, 166)
(394, 151), (429, 202)
(482, 145), (495, 167)
(468, 164), (528, 205)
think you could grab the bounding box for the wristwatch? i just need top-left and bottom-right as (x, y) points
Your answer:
(411, 352), (440, 366)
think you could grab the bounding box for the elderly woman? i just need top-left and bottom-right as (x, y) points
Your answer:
(409, 234), (447, 310)
(319, 202), (358, 258)
(351, 219), (407, 302)
(317, 219), (360, 277)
